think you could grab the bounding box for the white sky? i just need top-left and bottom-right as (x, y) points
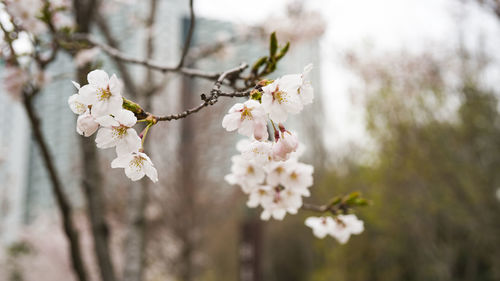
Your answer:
(196, 0), (500, 150)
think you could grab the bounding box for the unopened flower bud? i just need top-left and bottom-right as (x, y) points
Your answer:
(77, 111), (99, 137)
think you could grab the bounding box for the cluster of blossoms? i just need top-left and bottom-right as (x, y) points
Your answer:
(68, 70), (158, 182)
(305, 215), (364, 243)
(222, 64), (364, 242)
(222, 65), (314, 221)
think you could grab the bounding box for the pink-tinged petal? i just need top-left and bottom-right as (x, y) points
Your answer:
(272, 209), (287, 220)
(260, 92), (273, 113)
(76, 111), (99, 136)
(115, 109), (136, 127)
(300, 84), (314, 105)
(224, 174), (238, 185)
(108, 74), (123, 95)
(144, 162), (158, 183)
(68, 94), (86, 114)
(87, 69), (109, 89)
(279, 74), (302, 90)
(222, 113), (240, 131)
(78, 85), (98, 105)
(124, 165), (145, 181)
(115, 129), (141, 156)
(244, 99), (260, 108)
(237, 119), (254, 137)
(260, 210), (271, 221)
(95, 128), (116, 148)
(284, 96), (303, 114)
(95, 115), (119, 127)
(227, 103), (244, 113)
(111, 154), (134, 168)
(253, 121), (269, 141)
(91, 101), (109, 117)
(268, 105), (288, 123)
(107, 95), (124, 115)
(246, 193), (260, 208)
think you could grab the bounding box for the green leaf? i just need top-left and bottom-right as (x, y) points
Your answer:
(276, 42), (290, 61)
(344, 192), (361, 204)
(252, 56), (268, 74)
(270, 32), (278, 58)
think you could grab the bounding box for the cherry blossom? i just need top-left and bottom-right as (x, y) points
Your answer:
(77, 69), (123, 117)
(298, 64), (314, 105)
(305, 215), (364, 242)
(329, 214), (364, 244)
(222, 99), (269, 140)
(241, 140), (272, 165)
(68, 94), (87, 115)
(261, 77), (303, 123)
(265, 159), (295, 186)
(111, 152), (158, 182)
(224, 155), (265, 193)
(272, 130), (299, 161)
(281, 162), (313, 191)
(246, 184), (273, 208)
(260, 187), (303, 220)
(76, 110), (99, 137)
(305, 216), (336, 239)
(95, 109), (141, 156)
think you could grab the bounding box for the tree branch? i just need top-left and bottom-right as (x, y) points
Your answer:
(155, 63), (248, 121)
(177, 0), (195, 69)
(69, 33), (220, 80)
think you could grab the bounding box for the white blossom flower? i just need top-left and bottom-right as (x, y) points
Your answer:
(95, 109), (141, 155)
(261, 77), (303, 123)
(281, 162), (313, 192)
(111, 152), (158, 182)
(272, 130), (299, 161)
(241, 140), (272, 165)
(78, 69), (123, 117)
(260, 187), (303, 220)
(305, 216), (336, 239)
(222, 100), (269, 140)
(76, 110), (99, 137)
(225, 155), (265, 193)
(298, 64), (314, 105)
(68, 94), (87, 115)
(265, 159), (296, 186)
(330, 214), (364, 244)
(246, 185), (273, 208)
(279, 64), (314, 106)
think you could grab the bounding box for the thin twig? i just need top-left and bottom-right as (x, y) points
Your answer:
(69, 33), (220, 80)
(155, 63), (248, 121)
(177, 0), (195, 68)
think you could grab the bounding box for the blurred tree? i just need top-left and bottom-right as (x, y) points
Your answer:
(306, 49), (500, 281)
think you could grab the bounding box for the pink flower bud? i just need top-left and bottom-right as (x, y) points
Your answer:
(272, 131), (299, 161)
(76, 111), (99, 137)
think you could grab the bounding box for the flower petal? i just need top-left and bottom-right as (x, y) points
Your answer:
(87, 69), (109, 89)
